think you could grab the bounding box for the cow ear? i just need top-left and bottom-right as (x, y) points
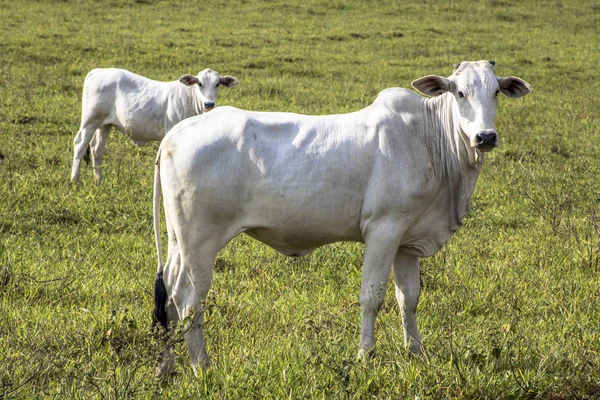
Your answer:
(179, 75), (199, 86)
(498, 76), (533, 98)
(412, 75), (452, 97)
(219, 76), (239, 88)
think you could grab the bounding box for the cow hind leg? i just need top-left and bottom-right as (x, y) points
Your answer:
(154, 269), (177, 377)
(71, 122), (102, 183)
(393, 250), (423, 355)
(155, 216), (182, 377)
(89, 126), (110, 184)
(154, 263), (180, 376)
(170, 233), (223, 375)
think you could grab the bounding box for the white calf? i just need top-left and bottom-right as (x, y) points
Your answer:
(71, 68), (238, 184)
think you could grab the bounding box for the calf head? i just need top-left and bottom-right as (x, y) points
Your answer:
(179, 69), (239, 112)
(412, 60), (532, 162)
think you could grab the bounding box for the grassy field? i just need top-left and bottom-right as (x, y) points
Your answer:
(1, 0), (599, 398)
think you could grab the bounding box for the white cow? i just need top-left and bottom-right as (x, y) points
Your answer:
(152, 60), (532, 375)
(71, 68), (239, 184)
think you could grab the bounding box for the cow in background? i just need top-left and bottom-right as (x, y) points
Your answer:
(71, 68), (238, 184)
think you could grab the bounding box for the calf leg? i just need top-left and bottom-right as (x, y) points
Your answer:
(393, 250), (423, 355)
(89, 126), (110, 184)
(71, 122), (102, 183)
(358, 226), (402, 358)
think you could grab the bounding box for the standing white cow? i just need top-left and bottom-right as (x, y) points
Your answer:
(71, 68), (239, 184)
(152, 60), (532, 375)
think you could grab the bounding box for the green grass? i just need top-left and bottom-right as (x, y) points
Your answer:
(1, 0), (599, 398)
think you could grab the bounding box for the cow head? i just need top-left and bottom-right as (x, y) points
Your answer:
(179, 69), (239, 112)
(411, 60), (532, 162)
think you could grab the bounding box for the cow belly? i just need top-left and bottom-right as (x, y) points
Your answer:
(244, 230), (317, 257)
(243, 222), (361, 257)
(112, 96), (169, 141)
(112, 118), (166, 142)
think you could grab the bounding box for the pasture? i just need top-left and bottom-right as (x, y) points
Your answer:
(1, 0), (599, 398)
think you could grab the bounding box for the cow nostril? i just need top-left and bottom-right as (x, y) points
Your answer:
(204, 102), (215, 109)
(486, 132), (498, 144)
(476, 132), (498, 147)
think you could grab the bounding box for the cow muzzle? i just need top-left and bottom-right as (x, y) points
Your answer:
(203, 102), (215, 112)
(474, 130), (498, 151)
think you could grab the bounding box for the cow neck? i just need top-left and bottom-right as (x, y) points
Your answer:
(424, 93), (482, 231)
(191, 85), (203, 116)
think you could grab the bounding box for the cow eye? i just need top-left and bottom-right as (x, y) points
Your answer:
(495, 90), (500, 97)
(198, 82), (203, 88)
(216, 82), (220, 87)
(458, 91), (465, 99)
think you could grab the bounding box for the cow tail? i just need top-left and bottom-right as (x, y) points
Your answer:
(153, 148), (168, 330)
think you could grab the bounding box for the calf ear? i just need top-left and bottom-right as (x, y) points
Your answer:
(498, 76), (532, 98)
(412, 75), (452, 97)
(219, 76), (239, 88)
(179, 75), (199, 86)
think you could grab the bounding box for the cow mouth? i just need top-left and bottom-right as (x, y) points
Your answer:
(475, 143), (497, 152)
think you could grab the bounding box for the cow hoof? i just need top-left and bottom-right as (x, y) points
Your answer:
(405, 339), (421, 354)
(190, 355), (211, 377)
(414, 348), (429, 363)
(405, 344), (429, 363)
(155, 351), (175, 378)
(357, 346), (376, 360)
(155, 363), (175, 378)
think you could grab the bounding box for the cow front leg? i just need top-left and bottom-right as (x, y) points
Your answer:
(358, 228), (402, 359)
(393, 250), (423, 355)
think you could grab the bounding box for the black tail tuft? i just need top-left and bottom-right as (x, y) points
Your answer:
(83, 146), (91, 166)
(153, 271), (168, 329)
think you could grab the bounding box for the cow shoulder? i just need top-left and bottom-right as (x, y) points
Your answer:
(362, 89), (438, 206)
